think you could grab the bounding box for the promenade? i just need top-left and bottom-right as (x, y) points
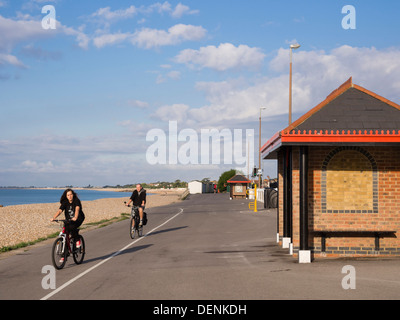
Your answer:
(0, 193), (399, 300)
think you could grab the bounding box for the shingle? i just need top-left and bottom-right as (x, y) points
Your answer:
(294, 88), (400, 132)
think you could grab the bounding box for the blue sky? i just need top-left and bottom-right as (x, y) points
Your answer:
(1, 0), (400, 187)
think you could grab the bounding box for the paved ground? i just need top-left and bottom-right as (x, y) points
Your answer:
(0, 193), (399, 303)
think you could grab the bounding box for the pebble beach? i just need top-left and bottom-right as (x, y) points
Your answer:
(0, 188), (187, 249)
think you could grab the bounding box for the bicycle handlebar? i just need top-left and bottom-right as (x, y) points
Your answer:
(124, 201), (138, 208)
(52, 219), (68, 223)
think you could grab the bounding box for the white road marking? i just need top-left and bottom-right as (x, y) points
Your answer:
(41, 208), (184, 300)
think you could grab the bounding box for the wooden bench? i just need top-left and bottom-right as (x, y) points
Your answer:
(311, 230), (397, 252)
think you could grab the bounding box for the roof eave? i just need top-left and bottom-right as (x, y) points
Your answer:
(260, 131), (282, 159)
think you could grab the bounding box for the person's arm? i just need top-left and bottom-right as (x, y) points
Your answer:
(51, 209), (62, 221)
(126, 191), (135, 206)
(71, 206), (80, 221)
(141, 191), (146, 206)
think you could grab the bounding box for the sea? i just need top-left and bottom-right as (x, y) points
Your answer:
(0, 188), (133, 207)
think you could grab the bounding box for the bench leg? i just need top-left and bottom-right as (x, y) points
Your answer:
(374, 233), (380, 251)
(321, 233), (326, 252)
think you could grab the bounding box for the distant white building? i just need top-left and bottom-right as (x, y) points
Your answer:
(188, 180), (214, 194)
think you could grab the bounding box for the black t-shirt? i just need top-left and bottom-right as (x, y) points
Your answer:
(130, 188), (146, 206)
(60, 198), (84, 221)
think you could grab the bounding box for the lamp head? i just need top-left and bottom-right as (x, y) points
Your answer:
(290, 43), (301, 49)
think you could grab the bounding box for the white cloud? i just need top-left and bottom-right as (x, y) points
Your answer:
(0, 53), (26, 67)
(20, 160), (55, 173)
(153, 103), (190, 122)
(0, 13), (90, 64)
(0, 15), (50, 53)
(91, 24), (206, 49)
(88, 2), (199, 27)
(186, 78), (284, 125)
(270, 45), (400, 100)
(147, 1), (172, 15)
(91, 5), (137, 22)
(146, 2), (198, 18)
(0, 3), (203, 57)
(175, 43), (266, 71)
(60, 24), (90, 50)
(156, 45), (400, 128)
(171, 3), (199, 18)
(93, 32), (131, 48)
(131, 24), (206, 49)
(0, 131), (156, 185)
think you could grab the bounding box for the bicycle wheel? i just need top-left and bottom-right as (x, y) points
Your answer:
(73, 235), (85, 265)
(130, 217), (136, 239)
(52, 237), (67, 270)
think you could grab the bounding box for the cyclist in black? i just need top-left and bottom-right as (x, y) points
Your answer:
(51, 188), (85, 248)
(126, 184), (146, 226)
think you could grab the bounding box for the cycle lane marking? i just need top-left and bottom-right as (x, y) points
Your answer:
(40, 208), (184, 300)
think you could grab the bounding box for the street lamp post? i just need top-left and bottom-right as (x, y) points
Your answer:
(289, 43), (300, 125)
(259, 106), (266, 187)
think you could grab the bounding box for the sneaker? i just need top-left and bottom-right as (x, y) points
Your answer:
(139, 219), (143, 227)
(59, 257), (64, 263)
(76, 240), (81, 248)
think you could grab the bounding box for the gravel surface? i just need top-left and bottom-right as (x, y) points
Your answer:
(0, 189), (185, 248)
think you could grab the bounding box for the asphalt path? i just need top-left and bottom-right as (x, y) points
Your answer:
(1, 193), (400, 302)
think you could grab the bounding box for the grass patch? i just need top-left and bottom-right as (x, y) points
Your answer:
(0, 232), (59, 253)
(0, 213), (130, 254)
(84, 213), (129, 228)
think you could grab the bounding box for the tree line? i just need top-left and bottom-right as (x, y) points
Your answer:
(102, 169), (241, 192)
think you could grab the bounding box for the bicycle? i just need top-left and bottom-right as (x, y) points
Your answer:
(124, 202), (144, 239)
(51, 219), (85, 270)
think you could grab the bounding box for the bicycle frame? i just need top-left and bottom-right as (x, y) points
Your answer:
(55, 219), (82, 257)
(125, 202), (143, 239)
(52, 219), (85, 269)
(125, 202), (141, 225)
(58, 223), (73, 255)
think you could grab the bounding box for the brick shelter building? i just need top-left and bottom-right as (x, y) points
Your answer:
(261, 78), (400, 262)
(227, 174), (251, 199)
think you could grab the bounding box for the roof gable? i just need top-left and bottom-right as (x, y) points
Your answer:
(261, 77), (400, 159)
(227, 174), (250, 183)
(286, 77), (400, 133)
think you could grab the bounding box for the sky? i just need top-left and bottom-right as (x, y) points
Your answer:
(1, 0), (400, 187)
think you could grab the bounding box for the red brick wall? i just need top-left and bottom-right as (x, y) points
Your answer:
(283, 146), (400, 258)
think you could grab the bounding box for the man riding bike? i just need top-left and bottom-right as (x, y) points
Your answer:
(126, 184), (146, 226)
